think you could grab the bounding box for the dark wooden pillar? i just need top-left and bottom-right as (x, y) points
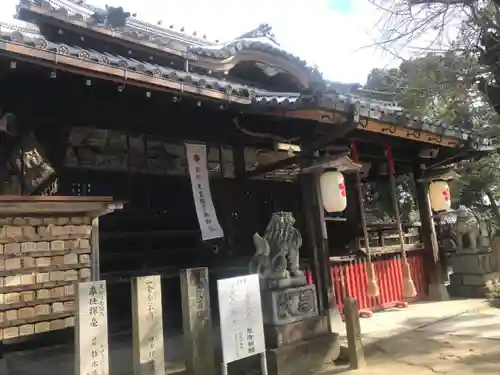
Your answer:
(300, 172), (341, 332)
(414, 167), (449, 300)
(232, 141), (247, 251)
(0, 341), (7, 375)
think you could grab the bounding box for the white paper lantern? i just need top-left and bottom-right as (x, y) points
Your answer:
(319, 170), (347, 212)
(429, 180), (451, 212)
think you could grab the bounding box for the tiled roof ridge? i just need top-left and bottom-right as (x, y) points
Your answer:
(18, 0), (325, 88)
(18, 0), (320, 81)
(69, 1), (279, 47)
(186, 37), (321, 88)
(0, 18), (40, 34)
(234, 23), (280, 46)
(187, 37), (309, 66)
(0, 18), (258, 97)
(22, 0), (216, 46)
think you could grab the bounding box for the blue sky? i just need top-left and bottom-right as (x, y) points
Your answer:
(327, 0), (353, 14)
(0, 0), (402, 83)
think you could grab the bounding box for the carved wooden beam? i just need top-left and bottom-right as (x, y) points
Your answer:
(245, 118), (356, 177)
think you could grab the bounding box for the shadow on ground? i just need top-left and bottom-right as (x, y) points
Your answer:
(6, 304), (500, 375)
(318, 304), (500, 375)
(363, 308), (500, 375)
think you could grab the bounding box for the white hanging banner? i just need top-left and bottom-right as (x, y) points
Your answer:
(186, 143), (224, 241)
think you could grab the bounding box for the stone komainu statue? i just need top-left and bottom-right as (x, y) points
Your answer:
(453, 205), (492, 253)
(250, 212), (303, 280)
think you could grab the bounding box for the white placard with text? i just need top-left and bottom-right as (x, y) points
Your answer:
(186, 142), (224, 241)
(217, 274), (266, 364)
(75, 280), (109, 375)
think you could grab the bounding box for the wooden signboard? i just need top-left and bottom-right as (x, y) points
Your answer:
(75, 280), (109, 375)
(180, 268), (215, 375)
(131, 275), (165, 375)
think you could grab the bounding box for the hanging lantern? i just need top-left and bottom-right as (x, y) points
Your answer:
(319, 169), (347, 212)
(429, 180), (451, 212)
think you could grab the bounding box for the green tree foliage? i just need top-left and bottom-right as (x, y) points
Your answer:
(364, 177), (417, 222)
(365, 52), (483, 127)
(365, 52), (500, 218)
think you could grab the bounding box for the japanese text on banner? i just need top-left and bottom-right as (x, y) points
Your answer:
(185, 143), (224, 241)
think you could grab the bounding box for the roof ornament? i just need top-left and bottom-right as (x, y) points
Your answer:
(89, 6), (130, 28)
(237, 23), (280, 45)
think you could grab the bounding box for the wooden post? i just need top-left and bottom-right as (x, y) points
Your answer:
(0, 341), (8, 375)
(301, 176), (327, 303)
(385, 145), (417, 299)
(414, 169), (449, 300)
(131, 275), (165, 375)
(75, 280), (109, 375)
(233, 140), (247, 248)
(90, 217), (100, 281)
(343, 297), (366, 369)
(180, 268), (215, 375)
(351, 142), (379, 297)
(300, 171), (342, 333)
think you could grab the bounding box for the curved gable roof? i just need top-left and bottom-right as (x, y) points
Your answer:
(18, 0), (322, 89)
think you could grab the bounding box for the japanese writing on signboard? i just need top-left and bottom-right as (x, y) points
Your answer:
(187, 268), (210, 319)
(230, 277), (256, 355)
(145, 279), (158, 320)
(144, 278), (162, 366)
(88, 283), (106, 328)
(185, 143), (224, 241)
(76, 281), (109, 375)
(89, 336), (107, 375)
(134, 275), (165, 375)
(217, 275), (266, 364)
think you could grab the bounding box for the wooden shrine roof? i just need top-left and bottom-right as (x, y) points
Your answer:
(0, 1), (495, 152)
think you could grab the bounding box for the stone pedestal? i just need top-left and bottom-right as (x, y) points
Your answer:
(261, 285), (340, 375)
(448, 250), (499, 298)
(261, 284), (318, 326)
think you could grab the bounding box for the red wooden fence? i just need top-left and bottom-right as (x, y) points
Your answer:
(305, 251), (428, 316)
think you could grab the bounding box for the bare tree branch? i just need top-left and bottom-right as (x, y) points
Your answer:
(408, 0), (475, 5)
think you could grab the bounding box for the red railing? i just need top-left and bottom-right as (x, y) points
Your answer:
(305, 251), (428, 316)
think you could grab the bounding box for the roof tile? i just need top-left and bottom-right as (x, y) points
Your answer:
(0, 10), (495, 148)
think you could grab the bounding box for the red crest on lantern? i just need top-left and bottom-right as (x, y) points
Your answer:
(339, 181), (346, 197)
(319, 170), (347, 213)
(429, 180), (451, 212)
(442, 187), (450, 201)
